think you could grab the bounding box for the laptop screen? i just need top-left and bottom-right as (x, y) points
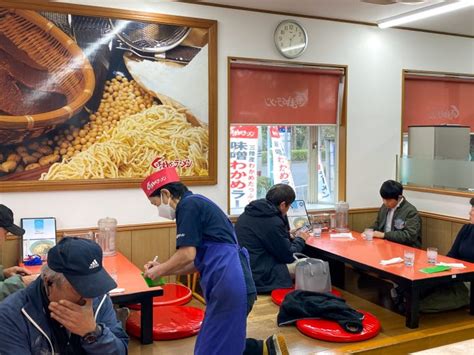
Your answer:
(287, 200), (310, 230)
(20, 217), (57, 260)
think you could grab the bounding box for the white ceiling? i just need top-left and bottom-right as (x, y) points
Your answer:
(51, 0), (474, 36)
(193, 0), (474, 37)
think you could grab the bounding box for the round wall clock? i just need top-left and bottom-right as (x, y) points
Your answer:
(274, 20), (308, 59)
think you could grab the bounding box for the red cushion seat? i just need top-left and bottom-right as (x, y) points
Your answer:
(126, 305), (204, 340)
(271, 287), (343, 306)
(296, 310), (381, 342)
(129, 283), (192, 310)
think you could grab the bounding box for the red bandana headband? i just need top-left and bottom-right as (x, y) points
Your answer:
(141, 167), (180, 197)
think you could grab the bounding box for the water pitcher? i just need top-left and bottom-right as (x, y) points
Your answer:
(95, 217), (117, 256)
(335, 201), (349, 232)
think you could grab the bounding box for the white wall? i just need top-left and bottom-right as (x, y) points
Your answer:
(1, 1), (473, 229)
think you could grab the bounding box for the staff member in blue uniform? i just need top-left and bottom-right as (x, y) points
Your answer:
(141, 168), (287, 355)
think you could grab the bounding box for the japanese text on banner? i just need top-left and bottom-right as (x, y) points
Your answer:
(270, 126), (295, 188)
(230, 126), (259, 210)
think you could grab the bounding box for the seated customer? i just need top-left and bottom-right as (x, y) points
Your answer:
(447, 197), (474, 262)
(417, 198), (474, 313)
(369, 180), (421, 248)
(0, 237), (128, 354)
(0, 204), (37, 301)
(235, 184), (310, 294)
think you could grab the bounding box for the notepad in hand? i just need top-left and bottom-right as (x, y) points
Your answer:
(419, 265), (451, 274)
(141, 272), (165, 287)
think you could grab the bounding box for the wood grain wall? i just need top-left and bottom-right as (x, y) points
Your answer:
(348, 208), (469, 255)
(1, 210), (470, 270)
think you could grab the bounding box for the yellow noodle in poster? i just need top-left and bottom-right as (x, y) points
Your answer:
(40, 105), (208, 180)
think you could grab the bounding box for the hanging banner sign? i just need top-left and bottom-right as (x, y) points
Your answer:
(230, 125), (259, 210)
(269, 126), (295, 188)
(318, 162), (331, 201)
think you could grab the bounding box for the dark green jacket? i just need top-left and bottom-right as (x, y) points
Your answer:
(370, 198), (422, 248)
(0, 265), (25, 301)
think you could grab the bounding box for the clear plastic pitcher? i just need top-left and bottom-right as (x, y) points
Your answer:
(335, 201), (349, 232)
(95, 217), (117, 256)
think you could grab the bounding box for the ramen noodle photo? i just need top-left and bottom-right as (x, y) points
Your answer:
(0, 5), (217, 191)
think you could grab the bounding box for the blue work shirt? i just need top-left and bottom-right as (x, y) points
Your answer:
(175, 191), (256, 295)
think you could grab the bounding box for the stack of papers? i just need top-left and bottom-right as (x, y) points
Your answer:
(436, 262), (466, 268)
(380, 257), (404, 265)
(329, 232), (354, 239)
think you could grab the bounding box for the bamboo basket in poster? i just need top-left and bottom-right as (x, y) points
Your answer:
(0, 8), (95, 145)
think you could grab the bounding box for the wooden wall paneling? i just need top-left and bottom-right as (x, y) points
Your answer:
(131, 228), (170, 271)
(348, 213), (353, 230)
(425, 218), (452, 255)
(421, 216), (428, 249)
(350, 212), (377, 233)
(1, 237), (20, 267)
(116, 230), (132, 260)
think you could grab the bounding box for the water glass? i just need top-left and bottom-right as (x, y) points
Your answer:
(313, 224), (322, 238)
(427, 247), (438, 264)
(404, 250), (415, 267)
(363, 228), (374, 241)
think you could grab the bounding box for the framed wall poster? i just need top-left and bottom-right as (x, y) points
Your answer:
(0, 1), (217, 192)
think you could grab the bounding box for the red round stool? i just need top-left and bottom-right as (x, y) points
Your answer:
(126, 305), (204, 340)
(296, 310), (381, 342)
(271, 287), (343, 306)
(129, 283), (192, 310)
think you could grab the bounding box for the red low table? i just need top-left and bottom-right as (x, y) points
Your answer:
(271, 287), (343, 306)
(127, 305), (204, 340)
(128, 283), (192, 310)
(296, 310), (381, 342)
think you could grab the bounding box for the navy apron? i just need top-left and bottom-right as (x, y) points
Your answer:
(188, 195), (249, 355)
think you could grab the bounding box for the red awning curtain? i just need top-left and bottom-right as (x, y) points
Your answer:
(230, 63), (343, 125)
(403, 74), (474, 132)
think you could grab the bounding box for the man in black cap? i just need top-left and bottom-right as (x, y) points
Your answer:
(0, 204), (37, 301)
(0, 237), (128, 354)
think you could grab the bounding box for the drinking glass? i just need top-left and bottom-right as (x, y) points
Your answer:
(313, 224), (322, 238)
(363, 228), (374, 241)
(427, 247), (438, 264)
(404, 250), (415, 267)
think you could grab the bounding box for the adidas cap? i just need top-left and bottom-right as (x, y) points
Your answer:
(47, 237), (117, 298)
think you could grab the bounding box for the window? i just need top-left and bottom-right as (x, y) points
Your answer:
(228, 59), (346, 215)
(400, 70), (474, 194)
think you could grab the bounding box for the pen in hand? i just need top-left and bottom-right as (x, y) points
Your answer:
(145, 256), (159, 270)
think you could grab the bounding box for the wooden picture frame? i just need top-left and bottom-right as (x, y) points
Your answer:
(0, 1), (217, 192)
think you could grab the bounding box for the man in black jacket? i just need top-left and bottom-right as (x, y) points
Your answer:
(235, 184), (309, 294)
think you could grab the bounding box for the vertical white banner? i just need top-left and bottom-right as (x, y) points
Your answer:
(270, 126), (295, 188)
(230, 126), (259, 212)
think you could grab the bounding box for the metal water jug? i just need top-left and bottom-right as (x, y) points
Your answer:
(95, 217), (117, 256)
(335, 201), (349, 232)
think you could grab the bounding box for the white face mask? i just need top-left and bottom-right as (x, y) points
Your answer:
(158, 193), (176, 220)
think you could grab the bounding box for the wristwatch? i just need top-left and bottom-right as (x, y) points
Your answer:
(82, 324), (103, 344)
